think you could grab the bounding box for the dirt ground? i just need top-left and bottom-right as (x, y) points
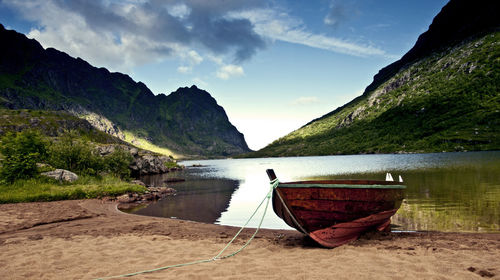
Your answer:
(1, 199), (498, 279)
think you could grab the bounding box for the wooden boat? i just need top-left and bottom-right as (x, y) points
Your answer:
(266, 169), (406, 248)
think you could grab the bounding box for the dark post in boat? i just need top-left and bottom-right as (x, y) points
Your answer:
(266, 169), (406, 248)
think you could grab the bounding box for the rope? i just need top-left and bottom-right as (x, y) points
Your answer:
(96, 178), (280, 280)
(274, 188), (308, 234)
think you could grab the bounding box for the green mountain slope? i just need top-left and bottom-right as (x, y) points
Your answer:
(250, 0), (500, 157)
(0, 108), (125, 145)
(0, 25), (250, 158)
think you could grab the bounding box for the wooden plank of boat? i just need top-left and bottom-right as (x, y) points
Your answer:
(308, 209), (397, 248)
(266, 169), (406, 248)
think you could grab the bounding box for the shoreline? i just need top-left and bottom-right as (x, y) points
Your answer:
(1, 199), (499, 279)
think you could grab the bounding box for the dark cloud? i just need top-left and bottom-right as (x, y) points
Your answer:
(48, 0), (266, 62)
(189, 14), (265, 62)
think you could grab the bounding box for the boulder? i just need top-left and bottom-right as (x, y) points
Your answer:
(148, 187), (176, 196)
(41, 169), (78, 182)
(93, 143), (181, 176)
(129, 155), (172, 175)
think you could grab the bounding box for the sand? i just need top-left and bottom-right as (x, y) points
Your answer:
(0, 199), (499, 280)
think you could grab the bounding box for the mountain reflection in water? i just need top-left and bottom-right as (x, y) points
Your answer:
(129, 172), (239, 223)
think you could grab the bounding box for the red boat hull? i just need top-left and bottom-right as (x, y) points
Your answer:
(272, 180), (405, 248)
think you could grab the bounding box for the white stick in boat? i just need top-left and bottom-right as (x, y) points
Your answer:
(399, 175), (403, 182)
(385, 173), (394, 181)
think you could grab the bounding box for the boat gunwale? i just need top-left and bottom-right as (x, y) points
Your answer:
(279, 180), (406, 189)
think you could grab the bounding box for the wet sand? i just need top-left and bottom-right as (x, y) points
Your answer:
(0, 199), (499, 279)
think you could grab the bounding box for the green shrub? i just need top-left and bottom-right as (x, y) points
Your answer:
(0, 130), (48, 183)
(103, 147), (133, 179)
(47, 132), (104, 176)
(0, 128), (135, 185)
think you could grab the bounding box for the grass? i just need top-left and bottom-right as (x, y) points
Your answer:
(164, 160), (182, 169)
(123, 130), (181, 159)
(0, 175), (147, 203)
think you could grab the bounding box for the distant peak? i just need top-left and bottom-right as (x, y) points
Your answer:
(173, 85), (210, 96)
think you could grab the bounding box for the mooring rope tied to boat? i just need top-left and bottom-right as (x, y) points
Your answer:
(95, 178), (280, 280)
(274, 188), (308, 234)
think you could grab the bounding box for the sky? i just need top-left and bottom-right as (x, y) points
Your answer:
(0, 0), (449, 150)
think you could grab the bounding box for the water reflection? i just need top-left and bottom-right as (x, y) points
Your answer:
(126, 152), (500, 232)
(394, 167), (500, 232)
(309, 166), (500, 232)
(130, 173), (239, 223)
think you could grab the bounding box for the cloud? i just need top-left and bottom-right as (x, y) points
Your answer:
(177, 66), (191, 74)
(291, 96), (319, 105)
(323, 0), (354, 29)
(186, 50), (203, 65)
(177, 50), (203, 74)
(216, 64), (244, 80)
(365, 23), (391, 32)
(3, 0), (266, 71)
(230, 8), (386, 57)
(167, 3), (191, 20)
(4, 0), (389, 74)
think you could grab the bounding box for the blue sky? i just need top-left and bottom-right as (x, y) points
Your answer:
(0, 0), (449, 150)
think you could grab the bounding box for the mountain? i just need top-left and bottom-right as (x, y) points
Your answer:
(0, 24), (250, 158)
(250, 0), (500, 157)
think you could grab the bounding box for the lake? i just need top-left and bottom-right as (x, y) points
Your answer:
(126, 151), (500, 232)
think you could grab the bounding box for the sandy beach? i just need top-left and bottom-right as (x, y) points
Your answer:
(0, 199), (498, 280)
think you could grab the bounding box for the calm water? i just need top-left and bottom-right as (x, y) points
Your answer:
(128, 152), (500, 232)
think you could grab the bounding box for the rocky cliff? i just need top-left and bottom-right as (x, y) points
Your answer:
(0, 25), (250, 158)
(364, 0), (500, 95)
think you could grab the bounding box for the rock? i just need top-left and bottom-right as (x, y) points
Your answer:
(96, 145), (115, 156)
(158, 187), (176, 195)
(129, 148), (138, 157)
(129, 154), (172, 176)
(93, 144), (180, 176)
(41, 169), (78, 182)
(29, 118), (40, 126)
(141, 193), (154, 201)
(116, 187), (175, 204)
(146, 186), (176, 198)
(117, 194), (135, 203)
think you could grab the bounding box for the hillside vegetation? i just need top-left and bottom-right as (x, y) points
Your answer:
(0, 108), (125, 145)
(250, 31), (500, 157)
